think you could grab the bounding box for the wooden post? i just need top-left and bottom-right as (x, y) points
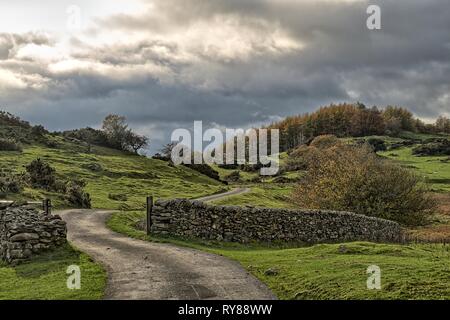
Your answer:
(146, 196), (153, 235)
(43, 199), (51, 214)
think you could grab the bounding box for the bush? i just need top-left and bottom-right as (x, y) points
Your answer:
(366, 138), (387, 152)
(63, 127), (109, 148)
(44, 139), (59, 148)
(218, 163), (240, 170)
(65, 180), (91, 208)
(53, 179), (68, 193)
(224, 171), (241, 182)
(25, 158), (56, 190)
(184, 164), (222, 182)
(0, 170), (22, 194)
(309, 135), (341, 149)
(285, 135), (341, 172)
(292, 144), (435, 226)
(0, 138), (22, 152)
(412, 140), (450, 156)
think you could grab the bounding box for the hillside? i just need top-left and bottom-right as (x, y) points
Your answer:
(0, 133), (226, 209)
(2, 111), (450, 300)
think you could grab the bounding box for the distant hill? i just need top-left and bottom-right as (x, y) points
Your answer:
(0, 111), (225, 209)
(266, 103), (450, 152)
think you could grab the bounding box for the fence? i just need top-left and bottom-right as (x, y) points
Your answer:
(0, 199), (52, 214)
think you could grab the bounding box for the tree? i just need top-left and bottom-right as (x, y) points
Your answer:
(125, 131), (149, 154)
(101, 114), (149, 153)
(382, 106), (416, 132)
(435, 116), (450, 133)
(384, 117), (402, 136)
(350, 106), (385, 136)
(160, 142), (178, 158)
(102, 114), (129, 149)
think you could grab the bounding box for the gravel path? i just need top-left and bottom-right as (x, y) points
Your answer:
(194, 187), (250, 202)
(58, 189), (275, 300)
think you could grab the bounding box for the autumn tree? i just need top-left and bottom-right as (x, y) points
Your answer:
(382, 106), (416, 132)
(435, 116), (450, 133)
(292, 144), (435, 226)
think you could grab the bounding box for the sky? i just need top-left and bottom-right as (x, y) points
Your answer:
(0, 0), (449, 153)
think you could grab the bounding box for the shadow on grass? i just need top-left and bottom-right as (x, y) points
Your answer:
(12, 244), (86, 279)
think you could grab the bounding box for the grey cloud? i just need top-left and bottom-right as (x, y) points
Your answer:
(1, 0), (450, 153)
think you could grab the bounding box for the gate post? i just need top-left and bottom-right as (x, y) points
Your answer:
(43, 199), (52, 214)
(146, 196), (153, 235)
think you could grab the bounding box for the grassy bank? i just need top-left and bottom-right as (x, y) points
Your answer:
(0, 244), (106, 300)
(0, 141), (226, 209)
(379, 146), (450, 192)
(107, 211), (450, 300)
(211, 184), (296, 209)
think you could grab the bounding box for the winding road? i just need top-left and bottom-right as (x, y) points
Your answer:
(58, 188), (276, 300)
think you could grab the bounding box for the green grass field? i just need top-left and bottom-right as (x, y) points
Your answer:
(379, 147), (450, 192)
(108, 211), (450, 300)
(0, 138), (226, 300)
(2, 131), (450, 300)
(0, 244), (106, 300)
(106, 133), (450, 300)
(0, 139), (226, 209)
(211, 184), (296, 208)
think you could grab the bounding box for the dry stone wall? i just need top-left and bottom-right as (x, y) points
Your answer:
(0, 204), (67, 265)
(150, 199), (402, 244)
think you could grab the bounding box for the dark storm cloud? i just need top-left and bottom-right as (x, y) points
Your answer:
(1, 0), (450, 152)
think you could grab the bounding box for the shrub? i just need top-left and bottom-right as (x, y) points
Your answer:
(25, 158), (56, 190)
(292, 144), (435, 226)
(285, 135), (341, 171)
(31, 125), (47, 137)
(0, 138), (22, 152)
(218, 164), (240, 170)
(366, 138), (387, 152)
(309, 135), (341, 149)
(63, 127), (109, 148)
(412, 140), (450, 156)
(53, 179), (68, 193)
(285, 146), (309, 171)
(224, 171), (241, 182)
(0, 170), (22, 194)
(184, 164), (222, 182)
(44, 139), (59, 148)
(65, 180), (91, 208)
(152, 153), (170, 161)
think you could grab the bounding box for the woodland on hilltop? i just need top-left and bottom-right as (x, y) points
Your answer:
(267, 103), (450, 151)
